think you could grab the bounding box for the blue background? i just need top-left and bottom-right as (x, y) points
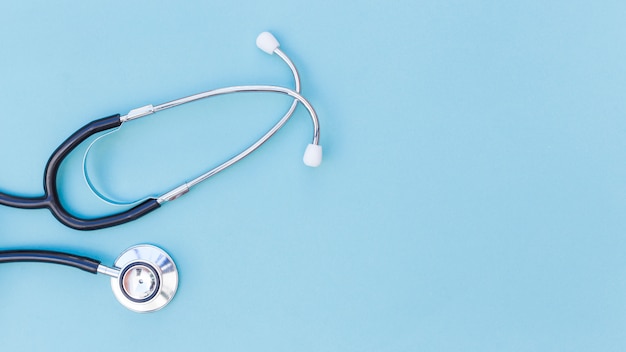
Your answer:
(0, 1), (625, 351)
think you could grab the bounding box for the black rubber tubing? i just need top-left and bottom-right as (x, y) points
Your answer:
(0, 114), (161, 230)
(0, 250), (101, 274)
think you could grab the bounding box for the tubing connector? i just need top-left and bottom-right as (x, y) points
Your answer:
(157, 183), (190, 204)
(121, 104), (155, 122)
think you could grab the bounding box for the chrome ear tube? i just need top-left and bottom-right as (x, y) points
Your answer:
(0, 244), (178, 313)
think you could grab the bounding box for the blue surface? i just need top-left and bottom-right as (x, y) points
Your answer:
(0, 0), (625, 351)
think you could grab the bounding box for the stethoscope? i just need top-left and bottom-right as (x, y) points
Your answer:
(0, 244), (178, 313)
(0, 32), (322, 231)
(0, 32), (321, 312)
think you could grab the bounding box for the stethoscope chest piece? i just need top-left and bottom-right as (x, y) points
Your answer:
(110, 245), (178, 313)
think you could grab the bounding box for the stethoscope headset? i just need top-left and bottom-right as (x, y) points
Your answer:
(0, 32), (322, 312)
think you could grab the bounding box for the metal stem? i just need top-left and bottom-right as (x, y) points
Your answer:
(97, 264), (120, 278)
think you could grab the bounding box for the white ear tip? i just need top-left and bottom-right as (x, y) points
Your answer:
(256, 32), (280, 54)
(303, 144), (322, 167)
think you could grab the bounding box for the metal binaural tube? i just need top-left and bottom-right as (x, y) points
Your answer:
(155, 86), (318, 203)
(150, 48), (318, 204)
(94, 43), (320, 207)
